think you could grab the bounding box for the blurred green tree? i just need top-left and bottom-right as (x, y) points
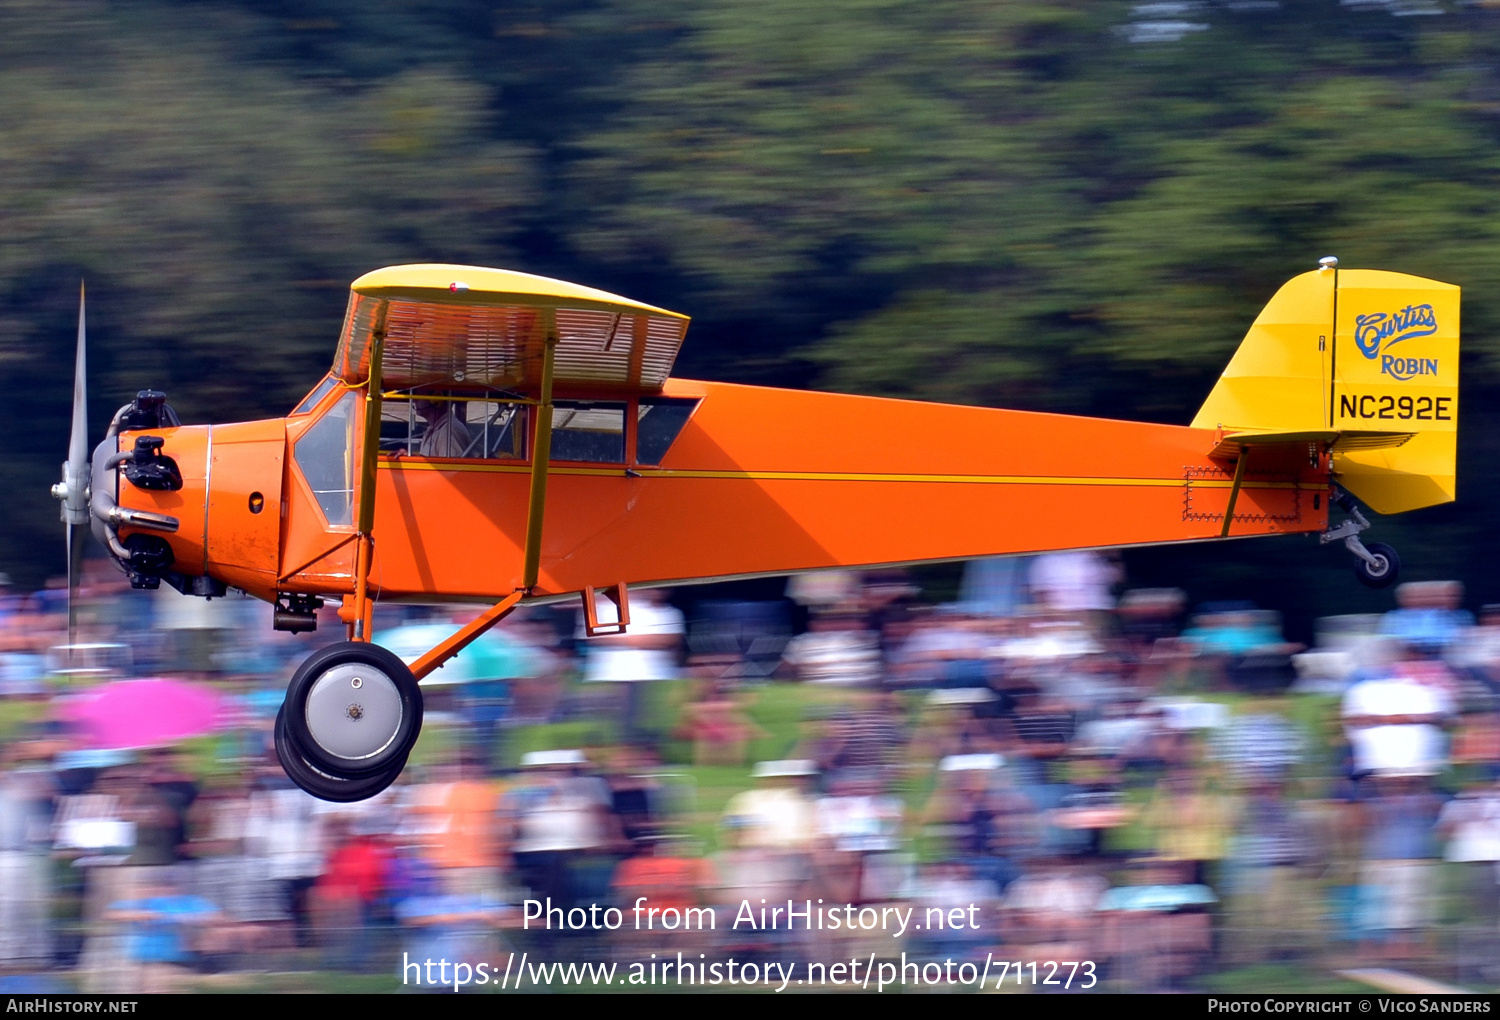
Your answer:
(1, 1), (535, 583)
(9, 0), (1500, 611)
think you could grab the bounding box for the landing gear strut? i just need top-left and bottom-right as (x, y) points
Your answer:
(1321, 489), (1401, 589)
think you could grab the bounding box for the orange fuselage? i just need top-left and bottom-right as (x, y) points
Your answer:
(114, 377), (1330, 609)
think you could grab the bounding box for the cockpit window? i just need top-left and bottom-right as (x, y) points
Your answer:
(636, 397), (699, 465)
(293, 390), (357, 526)
(380, 393), (527, 460)
(368, 393), (694, 467)
(291, 376), (339, 416)
(550, 401), (626, 463)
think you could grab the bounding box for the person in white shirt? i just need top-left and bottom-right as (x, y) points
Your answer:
(1439, 779), (1500, 929)
(578, 589), (684, 683)
(415, 400), (471, 458)
(1342, 642), (1454, 778)
(1028, 551), (1120, 615)
(578, 589), (684, 740)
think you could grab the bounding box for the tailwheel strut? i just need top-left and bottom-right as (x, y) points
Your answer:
(1320, 488), (1400, 589)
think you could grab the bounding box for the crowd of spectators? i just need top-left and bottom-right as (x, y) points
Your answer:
(0, 552), (1498, 992)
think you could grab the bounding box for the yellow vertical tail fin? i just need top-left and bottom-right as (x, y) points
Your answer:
(1192, 264), (1458, 514)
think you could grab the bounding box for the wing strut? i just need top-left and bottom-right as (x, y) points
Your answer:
(521, 310), (558, 592)
(1220, 444), (1248, 538)
(349, 301), (389, 641)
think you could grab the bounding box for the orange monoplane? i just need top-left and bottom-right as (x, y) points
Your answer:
(51, 258), (1460, 799)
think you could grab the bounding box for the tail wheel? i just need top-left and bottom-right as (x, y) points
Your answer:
(283, 641), (423, 777)
(274, 705), (407, 802)
(1353, 541), (1401, 589)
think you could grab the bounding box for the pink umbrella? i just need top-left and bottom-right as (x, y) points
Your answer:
(60, 678), (231, 750)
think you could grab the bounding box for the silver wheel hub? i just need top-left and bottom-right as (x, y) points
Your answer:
(304, 662), (404, 761)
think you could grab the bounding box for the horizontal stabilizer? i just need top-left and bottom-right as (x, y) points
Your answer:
(1209, 429), (1414, 460)
(1334, 431), (1416, 452)
(1209, 430), (1335, 459)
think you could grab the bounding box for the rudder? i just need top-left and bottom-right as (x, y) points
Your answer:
(1192, 265), (1458, 515)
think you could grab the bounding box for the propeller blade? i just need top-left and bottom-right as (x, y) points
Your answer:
(66, 521), (78, 653)
(53, 281), (90, 525)
(65, 281), (88, 517)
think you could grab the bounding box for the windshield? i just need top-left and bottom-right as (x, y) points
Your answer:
(291, 376), (339, 416)
(293, 389), (357, 526)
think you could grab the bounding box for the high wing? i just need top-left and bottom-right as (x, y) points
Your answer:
(329, 264), (691, 395)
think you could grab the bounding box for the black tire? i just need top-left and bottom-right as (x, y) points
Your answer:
(1354, 541), (1401, 589)
(275, 705), (407, 802)
(283, 641), (423, 777)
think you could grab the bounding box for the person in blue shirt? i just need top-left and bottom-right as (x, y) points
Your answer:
(1380, 580), (1474, 657)
(106, 876), (222, 992)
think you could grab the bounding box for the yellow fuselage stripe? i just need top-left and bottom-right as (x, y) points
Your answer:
(379, 459), (1319, 490)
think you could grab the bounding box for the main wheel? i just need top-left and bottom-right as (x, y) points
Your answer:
(275, 706), (407, 802)
(1354, 541), (1401, 589)
(283, 641), (423, 777)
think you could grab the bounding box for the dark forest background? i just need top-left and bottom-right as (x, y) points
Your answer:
(7, 0), (1500, 637)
